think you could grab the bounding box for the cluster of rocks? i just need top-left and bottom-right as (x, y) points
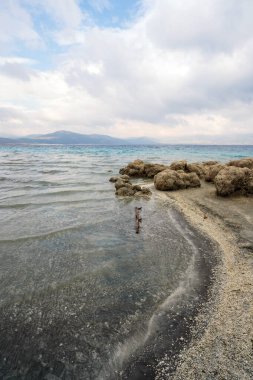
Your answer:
(117, 157), (253, 197)
(109, 175), (152, 197)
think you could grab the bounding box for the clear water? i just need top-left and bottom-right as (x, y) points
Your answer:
(0, 144), (252, 379)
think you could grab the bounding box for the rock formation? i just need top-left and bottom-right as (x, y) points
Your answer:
(114, 157), (253, 198)
(119, 160), (168, 178)
(214, 166), (253, 196)
(205, 164), (225, 182)
(227, 158), (253, 169)
(186, 163), (206, 179)
(169, 160), (187, 171)
(154, 169), (201, 191)
(169, 160), (207, 179)
(109, 175), (152, 197)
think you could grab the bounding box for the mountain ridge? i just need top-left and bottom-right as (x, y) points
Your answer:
(0, 130), (158, 145)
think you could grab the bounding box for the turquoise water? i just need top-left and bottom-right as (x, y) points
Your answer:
(0, 144), (251, 379)
(1, 143), (253, 163)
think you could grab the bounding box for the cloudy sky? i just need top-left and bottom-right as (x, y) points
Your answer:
(0, 0), (253, 143)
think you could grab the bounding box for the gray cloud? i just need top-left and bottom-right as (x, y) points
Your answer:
(143, 0), (253, 52)
(0, 62), (34, 81)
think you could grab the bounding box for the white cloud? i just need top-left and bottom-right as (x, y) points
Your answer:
(89, 0), (111, 13)
(0, 0), (253, 143)
(0, 0), (41, 49)
(42, 0), (84, 29)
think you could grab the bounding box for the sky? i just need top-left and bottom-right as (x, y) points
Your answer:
(0, 0), (253, 144)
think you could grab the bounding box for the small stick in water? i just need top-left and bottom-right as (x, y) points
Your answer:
(135, 207), (142, 234)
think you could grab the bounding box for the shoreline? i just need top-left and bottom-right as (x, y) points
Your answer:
(155, 182), (253, 379)
(113, 203), (219, 380)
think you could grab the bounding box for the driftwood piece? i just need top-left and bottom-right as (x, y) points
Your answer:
(135, 207), (142, 234)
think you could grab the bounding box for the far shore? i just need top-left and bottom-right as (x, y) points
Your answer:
(155, 181), (253, 379)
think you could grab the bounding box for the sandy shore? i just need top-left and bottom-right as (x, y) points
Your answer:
(155, 181), (253, 379)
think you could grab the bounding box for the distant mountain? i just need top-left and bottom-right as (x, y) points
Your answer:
(0, 137), (16, 144)
(0, 130), (158, 145)
(20, 130), (127, 145)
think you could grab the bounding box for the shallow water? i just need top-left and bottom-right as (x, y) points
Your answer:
(0, 144), (251, 379)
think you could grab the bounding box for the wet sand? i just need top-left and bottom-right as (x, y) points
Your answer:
(155, 181), (253, 379)
(112, 206), (218, 380)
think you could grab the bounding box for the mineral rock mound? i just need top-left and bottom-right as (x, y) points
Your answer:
(169, 160), (187, 171)
(116, 158), (253, 196)
(119, 160), (168, 178)
(169, 160), (207, 179)
(202, 161), (219, 166)
(154, 169), (201, 191)
(227, 157), (253, 169)
(205, 164), (225, 182)
(214, 166), (253, 196)
(186, 163), (206, 179)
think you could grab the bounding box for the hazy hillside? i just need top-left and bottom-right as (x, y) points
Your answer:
(0, 130), (157, 145)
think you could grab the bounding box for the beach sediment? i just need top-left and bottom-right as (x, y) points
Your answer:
(156, 181), (253, 379)
(111, 204), (219, 380)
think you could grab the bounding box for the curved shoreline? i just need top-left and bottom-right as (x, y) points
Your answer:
(103, 195), (220, 380)
(155, 183), (253, 379)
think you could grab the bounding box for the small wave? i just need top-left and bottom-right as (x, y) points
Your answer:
(38, 188), (111, 197)
(0, 223), (84, 243)
(38, 189), (91, 196)
(39, 169), (66, 174)
(0, 197), (112, 209)
(33, 180), (62, 186)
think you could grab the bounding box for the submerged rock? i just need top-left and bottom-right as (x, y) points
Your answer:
(109, 175), (130, 183)
(115, 186), (135, 196)
(109, 176), (119, 183)
(141, 187), (152, 195)
(132, 184), (142, 191)
(115, 179), (132, 190)
(111, 174), (152, 197)
(154, 169), (200, 191)
(115, 183), (152, 197)
(120, 174), (130, 181)
(214, 166), (253, 196)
